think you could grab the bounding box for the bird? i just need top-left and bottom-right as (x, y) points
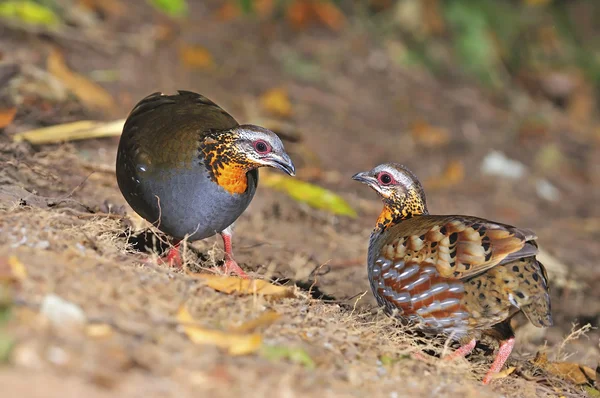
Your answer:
(116, 90), (296, 278)
(352, 163), (552, 384)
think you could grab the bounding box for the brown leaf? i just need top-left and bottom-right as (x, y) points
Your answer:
(424, 160), (464, 190)
(286, 0), (313, 30)
(422, 0), (445, 35)
(47, 49), (116, 114)
(189, 273), (295, 299)
(260, 87), (293, 118)
(177, 306), (262, 355)
(533, 352), (597, 385)
(78, 0), (126, 17)
(0, 107), (16, 129)
(312, 1), (346, 31)
(229, 311), (281, 333)
(410, 120), (450, 147)
(179, 44), (215, 69)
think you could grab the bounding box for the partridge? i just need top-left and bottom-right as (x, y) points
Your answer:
(116, 91), (295, 278)
(352, 163), (552, 384)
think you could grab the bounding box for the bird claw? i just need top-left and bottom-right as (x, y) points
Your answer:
(223, 258), (249, 279)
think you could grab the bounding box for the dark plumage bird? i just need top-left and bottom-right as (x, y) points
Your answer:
(116, 91), (295, 278)
(352, 163), (552, 384)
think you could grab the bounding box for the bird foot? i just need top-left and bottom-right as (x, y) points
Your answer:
(482, 337), (515, 385)
(222, 258), (249, 279)
(163, 246), (182, 268)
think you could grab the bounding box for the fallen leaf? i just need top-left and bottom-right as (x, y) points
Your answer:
(260, 87), (293, 118)
(79, 0), (126, 17)
(523, 0), (552, 6)
(216, 2), (240, 21)
(410, 120), (450, 147)
(286, 0), (312, 30)
(229, 311), (281, 333)
(0, 1), (59, 27)
(7, 256), (27, 282)
(148, 0), (187, 17)
(189, 273), (295, 299)
(260, 344), (315, 369)
(491, 366), (516, 380)
(424, 160), (464, 190)
(0, 331), (14, 363)
(312, 1), (346, 31)
(86, 323), (113, 339)
(0, 107), (17, 129)
(533, 352), (597, 385)
(12, 119), (125, 145)
(47, 49), (116, 114)
(261, 171), (357, 218)
(179, 44), (215, 69)
(177, 306), (262, 355)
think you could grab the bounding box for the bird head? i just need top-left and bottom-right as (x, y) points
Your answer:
(232, 125), (296, 176)
(352, 163), (428, 227)
(200, 124), (295, 194)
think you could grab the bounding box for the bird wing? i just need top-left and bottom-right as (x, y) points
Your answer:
(375, 215), (538, 280)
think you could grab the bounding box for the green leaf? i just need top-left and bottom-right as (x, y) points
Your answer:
(0, 1), (59, 27)
(0, 331), (14, 364)
(148, 0), (187, 17)
(260, 345), (316, 370)
(261, 173), (357, 218)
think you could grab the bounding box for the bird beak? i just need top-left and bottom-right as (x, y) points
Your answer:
(352, 171), (376, 186)
(265, 153), (296, 176)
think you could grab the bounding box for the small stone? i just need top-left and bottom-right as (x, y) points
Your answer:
(40, 294), (86, 330)
(481, 151), (526, 179)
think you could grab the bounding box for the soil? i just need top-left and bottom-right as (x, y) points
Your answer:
(0, 1), (599, 397)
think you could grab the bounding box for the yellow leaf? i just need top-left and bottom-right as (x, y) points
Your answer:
(7, 256), (27, 281)
(86, 323), (113, 339)
(179, 44), (215, 69)
(491, 366), (516, 380)
(260, 88), (292, 118)
(533, 352), (597, 385)
(0, 107), (17, 129)
(189, 273), (295, 299)
(229, 311), (281, 333)
(47, 48), (116, 114)
(12, 119), (125, 145)
(177, 306), (262, 355)
(261, 171), (357, 218)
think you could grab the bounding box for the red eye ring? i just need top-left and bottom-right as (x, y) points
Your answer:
(254, 140), (270, 154)
(378, 172), (393, 185)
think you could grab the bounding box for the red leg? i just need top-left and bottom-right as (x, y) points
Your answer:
(164, 241), (182, 268)
(219, 229), (248, 279)
(443, 338), (476, 361)
(482, 337), (515, 384)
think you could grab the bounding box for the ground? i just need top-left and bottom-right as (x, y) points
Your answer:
(0, 1), (599, 397)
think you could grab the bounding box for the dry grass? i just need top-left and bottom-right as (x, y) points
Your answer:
(0, 198), (588, 397)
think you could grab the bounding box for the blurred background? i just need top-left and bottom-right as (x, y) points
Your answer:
(0, 0), (599, 397)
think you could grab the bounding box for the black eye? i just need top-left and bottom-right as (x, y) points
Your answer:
(254, 140), (270, 154)
(378, 172), (393, 185)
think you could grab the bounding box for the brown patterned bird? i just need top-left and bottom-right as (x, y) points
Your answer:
(116, 91), (295, 278)
(352, 163), (552, 384)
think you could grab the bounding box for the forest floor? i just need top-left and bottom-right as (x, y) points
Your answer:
(0, 1), (599, 397)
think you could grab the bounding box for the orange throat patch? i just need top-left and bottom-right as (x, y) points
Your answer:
(214, 163), (249, 194)
(376, 206), (395, 231)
